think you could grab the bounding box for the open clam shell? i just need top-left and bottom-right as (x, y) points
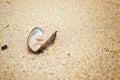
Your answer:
(27, 27), (43, 53)
(27, 27), (57, 54)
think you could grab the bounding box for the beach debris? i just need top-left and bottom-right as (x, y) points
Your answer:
(27, 27), (43, 53)
(27, 27), (57, 54)
(1, 45), (8, 50)
(5, 24), (9, 28)
(68, 53), (70, 56)
(3, 25), (9, 30)
(6, 1), (11, 4)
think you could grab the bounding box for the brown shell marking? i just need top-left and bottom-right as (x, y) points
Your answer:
(36, 31), (57, 53)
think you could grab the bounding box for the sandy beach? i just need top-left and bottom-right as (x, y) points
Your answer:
(0, 0), (120, 80)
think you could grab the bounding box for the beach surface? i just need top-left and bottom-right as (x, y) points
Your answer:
(0, 0), (120, 80)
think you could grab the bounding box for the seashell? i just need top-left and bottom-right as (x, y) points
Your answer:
(27, 27), (57, 54)
(27, 27), (43, 53)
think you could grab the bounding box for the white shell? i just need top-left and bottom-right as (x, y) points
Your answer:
(27, 27), (43, 52)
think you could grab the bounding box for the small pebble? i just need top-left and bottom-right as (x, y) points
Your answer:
(7, 66), (9, 69)
(68, 53), (70, 56)
(23, 70), (25, 72)
(11, 73), (13, 75)
(6, 1), (11, 4)
(1, 45), (8, 50)
(32, 58), (35, 60)
(22, 56), (25, 58)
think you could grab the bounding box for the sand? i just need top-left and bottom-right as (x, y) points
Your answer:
(0, 0), (120, 80)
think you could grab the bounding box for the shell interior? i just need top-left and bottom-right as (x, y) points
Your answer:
(28, 27), (43, 52)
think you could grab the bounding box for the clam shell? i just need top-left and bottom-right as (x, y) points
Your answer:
(27, 27), (57, 54)
(27, 27), (43, 53)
